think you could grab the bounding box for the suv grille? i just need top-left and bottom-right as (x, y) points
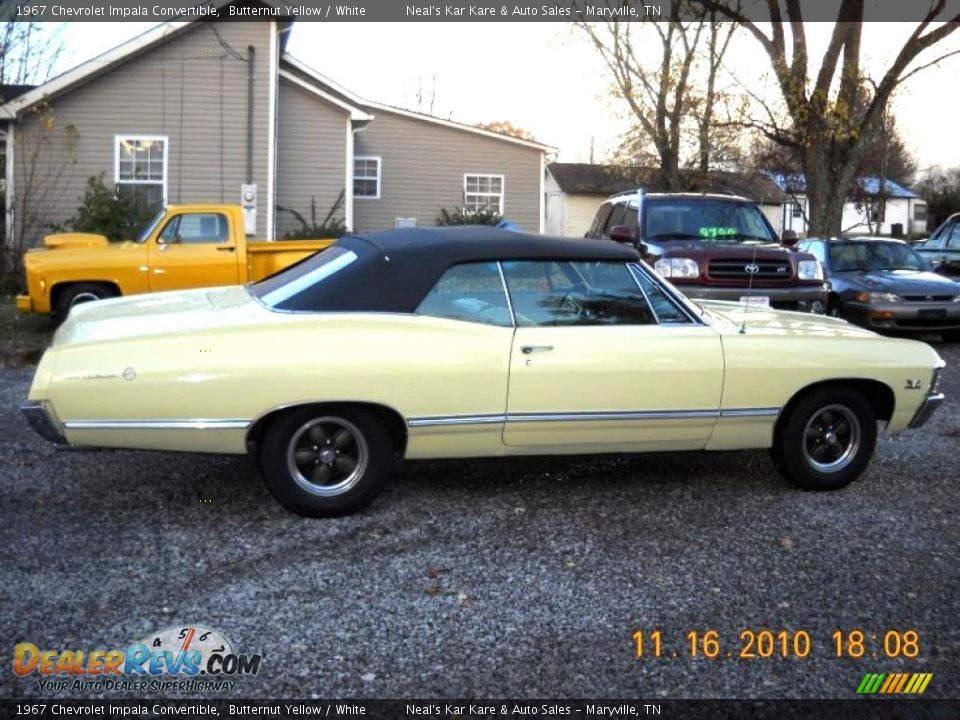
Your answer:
(708, 259), (793, 283)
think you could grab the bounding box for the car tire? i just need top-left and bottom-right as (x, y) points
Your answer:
(826, 297), (843, 318)
(54, 283), (117, 319)
(774, 387), (877, 491)
(260, 406), (392, 517)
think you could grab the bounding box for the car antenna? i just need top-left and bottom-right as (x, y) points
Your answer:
(739, 242), (761, 334)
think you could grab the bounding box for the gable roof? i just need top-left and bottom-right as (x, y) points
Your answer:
(548, 163), (788, 204)
(0, 6), (295, 119)
(768, 173), (919, 199)
(281, 54), (554, 153)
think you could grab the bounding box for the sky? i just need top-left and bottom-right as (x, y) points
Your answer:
(49, 20), (960, 179)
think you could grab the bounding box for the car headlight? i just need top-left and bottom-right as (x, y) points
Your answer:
(855, 292), (903, 303)
(797, 259), (823, 281)
(654, 257), (700, 279)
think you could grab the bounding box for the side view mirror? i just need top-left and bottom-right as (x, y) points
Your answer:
(607, 225), (635, 244)
(781, 230), (799, 248)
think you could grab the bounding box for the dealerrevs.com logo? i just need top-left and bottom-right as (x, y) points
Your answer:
(13, 625), (263, 692)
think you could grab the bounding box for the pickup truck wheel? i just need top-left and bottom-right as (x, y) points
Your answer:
(55, 283), (117, 318)
(260, 406), (392, 517)
(775, 387), (876, 491)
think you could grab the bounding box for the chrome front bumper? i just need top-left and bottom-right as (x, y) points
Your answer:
(908, 392), (945, 429)
(21, 402), (67, 445)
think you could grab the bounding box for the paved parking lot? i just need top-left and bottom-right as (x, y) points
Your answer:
(1, 341), (958, 700)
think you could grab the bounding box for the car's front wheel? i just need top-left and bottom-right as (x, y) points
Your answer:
(260, 406), (392, 517)
(774, 387), (877, 490)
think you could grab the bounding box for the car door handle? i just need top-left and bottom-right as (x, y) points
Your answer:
(217, 247), (236, 252)
(521, 345), (554, 354)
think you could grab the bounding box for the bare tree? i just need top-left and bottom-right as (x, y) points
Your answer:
(576, 1), (740, 188)
(475, 120), (536, 141)
(0, 22), (64, 85)
(695, 0), (960, 235)
(1, 22), (66, 281)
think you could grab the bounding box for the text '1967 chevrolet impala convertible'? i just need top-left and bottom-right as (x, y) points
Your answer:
(22, 227), (945, 517)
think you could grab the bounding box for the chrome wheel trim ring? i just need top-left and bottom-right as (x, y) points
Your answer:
(285, 416), (369, 497)
(69, 291), (101, 307)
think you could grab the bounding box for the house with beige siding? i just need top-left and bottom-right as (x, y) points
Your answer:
(1, 11), (549, 251)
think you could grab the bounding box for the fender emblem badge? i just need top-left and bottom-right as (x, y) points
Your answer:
(905, 379), (922, 390)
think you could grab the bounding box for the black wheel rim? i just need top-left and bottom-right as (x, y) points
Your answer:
(285, 417), (368, 497)
(802, 404), (861, 472)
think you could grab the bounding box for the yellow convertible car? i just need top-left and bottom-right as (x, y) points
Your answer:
(22, 227), (945, 517)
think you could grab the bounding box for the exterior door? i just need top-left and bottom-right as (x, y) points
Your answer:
(500, 260), (724, 450)
(148, 211), (240, 292)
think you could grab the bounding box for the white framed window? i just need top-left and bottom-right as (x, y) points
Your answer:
(353, 156), (381, 199)
(791, 202), (803, 219)
(464, 173), (504, 214)
(114, 135), (168, 210)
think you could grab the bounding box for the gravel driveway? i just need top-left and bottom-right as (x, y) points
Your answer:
(1, 341), (958, 700)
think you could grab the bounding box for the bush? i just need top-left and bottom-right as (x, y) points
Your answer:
(278, 192), (347, 240)
(59, 174), (158, 242)
(436, 205), (503, 226)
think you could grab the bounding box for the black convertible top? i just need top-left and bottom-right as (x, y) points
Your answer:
(253, 226), (640, 313)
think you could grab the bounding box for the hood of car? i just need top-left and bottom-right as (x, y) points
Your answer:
(699, 301), (879, 339)
(52, 286), (262, 347)
(834, 269), (960, 296)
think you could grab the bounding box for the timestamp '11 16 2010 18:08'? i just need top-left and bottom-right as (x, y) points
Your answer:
(632, 629), (921, 660)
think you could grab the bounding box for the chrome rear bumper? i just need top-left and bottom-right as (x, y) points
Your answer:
(21, 402), (67, 445)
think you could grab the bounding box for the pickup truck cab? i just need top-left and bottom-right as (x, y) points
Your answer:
(17, 205), (335, 317)
(586, 191), (828, 313)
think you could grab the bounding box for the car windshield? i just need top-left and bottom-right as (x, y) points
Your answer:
(828, 242), (928, 272)
(249, 246), (358, 308)
(136, 210), (166, 243)
(645, 198), (777, 244)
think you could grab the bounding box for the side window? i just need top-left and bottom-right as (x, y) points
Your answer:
(588, 204), (613, 237)
(158, 213), (229, 244)
(606, 204), (627, 232)
(947, 222), (960, 249)
(415, 262), (512, 327)
(805, 241), (827, 266)
(630, 267), (692, 324)
(502, 260), (656, 327)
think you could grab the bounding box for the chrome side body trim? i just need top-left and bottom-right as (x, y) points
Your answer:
(507, 410), (720, 423)
(718, 407), (781, 418)
(407, 414), (507, 428)
(407, 407), (780, 427)
(64, 419), (251, 430)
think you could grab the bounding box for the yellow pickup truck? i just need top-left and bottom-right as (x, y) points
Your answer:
(16, 205), (335, 318)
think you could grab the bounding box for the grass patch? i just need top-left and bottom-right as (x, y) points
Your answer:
(0, 298), (54, 367)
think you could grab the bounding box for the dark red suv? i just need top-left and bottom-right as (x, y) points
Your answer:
(586, 191), (828, 313)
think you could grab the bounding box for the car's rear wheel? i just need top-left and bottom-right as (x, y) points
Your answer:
(774, 387), (876, 490)
(260, 406), (392, 517)
(54, 283), (118, 319)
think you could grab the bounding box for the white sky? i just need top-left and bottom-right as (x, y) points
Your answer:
(50, 21), (960, 178)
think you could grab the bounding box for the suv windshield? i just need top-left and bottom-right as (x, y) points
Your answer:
(645, 198), (776, 244)
(829, 242), (928, 272)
